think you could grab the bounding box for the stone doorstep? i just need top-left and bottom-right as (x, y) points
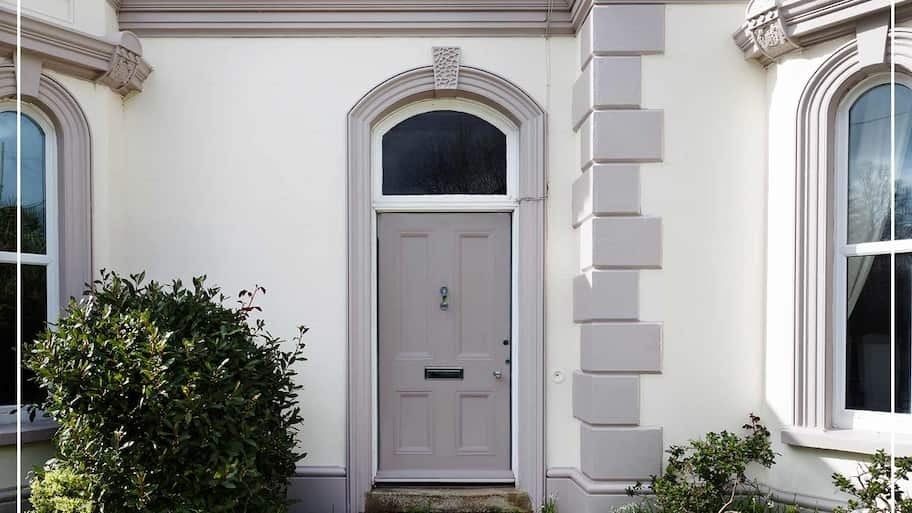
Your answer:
(365, 487), (533, 513)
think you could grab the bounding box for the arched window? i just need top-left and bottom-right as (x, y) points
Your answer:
(381, 110), (507, 195)
(372, 98), (518, 207)
(833, 78), (912, 430)
(0, 103), (58, 407)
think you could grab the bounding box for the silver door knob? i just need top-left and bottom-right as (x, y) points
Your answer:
(493, 370), (503, 380)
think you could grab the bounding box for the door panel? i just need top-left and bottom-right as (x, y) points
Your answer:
(378, 213), (511, 480)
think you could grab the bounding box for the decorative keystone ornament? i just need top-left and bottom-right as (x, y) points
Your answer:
(432, 46), (460, 90)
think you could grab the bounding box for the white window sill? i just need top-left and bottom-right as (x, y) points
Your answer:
(782, 427), (912, 456)
(0, 419), (57, 447)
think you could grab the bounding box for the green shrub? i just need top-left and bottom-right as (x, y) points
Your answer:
(28, 461), (97, 513)
(626, 414), (777, 513)
(832, 449), (912, 513)
(26, 271), (307, 513)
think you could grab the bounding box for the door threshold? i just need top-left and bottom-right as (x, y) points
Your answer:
(374, 479), (516, 485)
(374, 469), (515, 484)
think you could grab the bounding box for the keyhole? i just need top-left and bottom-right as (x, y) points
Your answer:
(440, 286), (449, 311)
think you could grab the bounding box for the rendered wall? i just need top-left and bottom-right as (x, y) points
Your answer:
(639, 2), (767, 453)
(115, 36), (578, 469)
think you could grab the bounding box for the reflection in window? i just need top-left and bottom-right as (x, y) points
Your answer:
(382, 110), (507, 195)
(843, 83), (912, 414)
(0, 110), (51, 406)
(0, 112), (46, 253)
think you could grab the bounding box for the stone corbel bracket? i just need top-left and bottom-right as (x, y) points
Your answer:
(734, 0), (912, 66)
(0, 6), (152, 97)
(745, 4), (800, 62)
(98, 32), (152, 96)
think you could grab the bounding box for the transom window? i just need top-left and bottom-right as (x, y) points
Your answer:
(372, 98), (518, 210)
(833, 77), (912, 430)
(382, 110), (507, 195)
(0, 103), (58, 409)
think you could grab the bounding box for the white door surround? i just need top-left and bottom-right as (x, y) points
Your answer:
(347, 65), (545, 513)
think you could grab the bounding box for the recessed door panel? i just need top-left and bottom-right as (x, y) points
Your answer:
(378, 213), (511, 480)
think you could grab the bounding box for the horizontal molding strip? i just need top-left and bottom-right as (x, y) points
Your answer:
(118, 0), (575, 36)
(546, 467), (639, 494)
(294, 465), (347, 477)
(734, 0), (912, 65)
(0, 7), (152, 95)
(546, 468), (843, 512)
(116, 0), (740, 37)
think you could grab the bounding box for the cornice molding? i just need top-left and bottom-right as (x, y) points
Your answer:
(118, 0), (575, 37)
(116, 0), (737, 37)
(734, 0), (912, 65)
(107, 0), (123, 11)
(0, 7), (151, 95)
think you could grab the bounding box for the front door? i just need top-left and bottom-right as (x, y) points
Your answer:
(377, 213), (512, 481)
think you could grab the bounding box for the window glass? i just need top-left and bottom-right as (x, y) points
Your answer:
(382, 110), (507, 195)
(843, 83), (912, 419)
(0, 263), (47, 405)
(0, 111), (46, 253)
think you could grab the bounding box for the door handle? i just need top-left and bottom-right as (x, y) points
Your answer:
(493, 370), (503, 380)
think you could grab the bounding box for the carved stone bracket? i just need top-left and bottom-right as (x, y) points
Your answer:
(0, 8), (153, 97)
(746, 4), (800, 61)
(432, 47), (460, 90)
(98, 32), (152, 96)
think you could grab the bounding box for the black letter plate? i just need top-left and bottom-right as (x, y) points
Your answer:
(424, 367), (464, 380)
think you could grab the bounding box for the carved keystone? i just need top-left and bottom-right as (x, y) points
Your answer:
(433, 46), (460, 90)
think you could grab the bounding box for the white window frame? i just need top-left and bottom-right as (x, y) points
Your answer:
(369, 97), (521, 482)
(0, 101), (59, 419)
(832, 73), (912, 432)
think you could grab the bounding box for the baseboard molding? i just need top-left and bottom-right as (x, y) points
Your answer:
(1, 468), (348, 513)
(546, 468), (843, 513)
(546, 475), (634, 513)
(289, 466), (347, 513)
(0, 486), (28, 513)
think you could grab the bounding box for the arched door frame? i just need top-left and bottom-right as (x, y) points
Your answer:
(347, 66), (545, 513)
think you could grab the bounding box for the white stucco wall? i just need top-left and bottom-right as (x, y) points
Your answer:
(639, 0), (768, 465)
(111, 36), (579, 468)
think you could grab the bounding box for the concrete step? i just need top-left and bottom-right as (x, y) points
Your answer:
(365, 487), (534, 513)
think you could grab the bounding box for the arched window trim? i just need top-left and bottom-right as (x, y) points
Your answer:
(831, 74), (912, 432)
(0, 101), (59, 414)
(371, 97), (519, 210)
(785, 29), (912, 454)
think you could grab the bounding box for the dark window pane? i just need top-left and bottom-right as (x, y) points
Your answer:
(0, 111), (47, 253)
(845, 253), (912, 413)
(899, 253), (912, 413)
(382, 110), (507, 195)
(0, 263), (47, 406)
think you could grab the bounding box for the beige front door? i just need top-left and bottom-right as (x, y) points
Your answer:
(377, 213), (512, 481)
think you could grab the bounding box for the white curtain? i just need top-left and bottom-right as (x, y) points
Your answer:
(846, 85), (912, 316)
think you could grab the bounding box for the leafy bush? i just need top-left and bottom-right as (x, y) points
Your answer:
(29, 461), (97, 513)
(832, 449), (912, 513)
(627, 414), (777, 513)
(26, 271), (307, 513)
